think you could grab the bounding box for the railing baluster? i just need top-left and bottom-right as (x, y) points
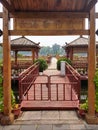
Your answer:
(48, 76), (51, 100)
(63, 83), (65, 101)
(49, 83), (51, 101)
(27, 87), (29, 100)
(41, 83), (42, 100)
(71, 84), (72, 101)
(34, 84), (35, 100)
(56, 84), (58, 101)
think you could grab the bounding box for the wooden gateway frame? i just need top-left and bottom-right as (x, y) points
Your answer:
(0, 0), (98, 124)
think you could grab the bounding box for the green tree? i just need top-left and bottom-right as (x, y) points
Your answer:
(39, 46), (53, 56)
(52, 43), (60, 55)
(39, 44), (65, 56)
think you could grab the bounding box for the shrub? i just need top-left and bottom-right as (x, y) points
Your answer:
(57, 57), (71, 70)
(0, 75), (3, 112)
(0, 75), (16, 112)
(79, 100), (88, 111)
(80, 69), (98, 113)
(34, 58), (48, 72)
(94, 69), (98, 112)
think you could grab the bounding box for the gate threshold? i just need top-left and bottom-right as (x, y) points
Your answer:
(21, 100), (79, 111)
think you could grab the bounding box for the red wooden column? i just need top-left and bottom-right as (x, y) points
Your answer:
(70, 47), (73, 61)
(66, 49), (69, 59)
(15, 50), (18, 65)
(2, 7), (14, 124)
(32, 49), (35, 63)
(86, 7), (96, 123)
(36, 49), (39, 59)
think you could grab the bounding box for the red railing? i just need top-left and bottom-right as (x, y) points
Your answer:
(22, 75), (78, 102)
(11, 60), (33, 70)
(66, 62), (81, 99)
(19, 62), (39, 101)
(72, 60), (88, 70)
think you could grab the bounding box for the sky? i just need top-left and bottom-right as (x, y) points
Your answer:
(0, 3), (98, 47)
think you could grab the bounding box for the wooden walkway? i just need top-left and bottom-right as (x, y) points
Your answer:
(21, 69), (79, 110)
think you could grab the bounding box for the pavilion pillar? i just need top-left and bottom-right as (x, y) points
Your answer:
(66, 49), (69, 59)
(15, 50), (18, 65)
(32, 49), (35, 63)
(70, 47), (73, 61)
(36, 49), (39, 59)
(86, 7), (96, 123)
(1, 7), (14, 124)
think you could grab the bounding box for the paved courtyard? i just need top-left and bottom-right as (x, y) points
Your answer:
(0, 110), (98, 130)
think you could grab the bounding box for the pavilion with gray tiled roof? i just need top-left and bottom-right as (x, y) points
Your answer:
(63, 36), (98, 61)
(11, 36), (41, 65)
(11, 36), (40, 51)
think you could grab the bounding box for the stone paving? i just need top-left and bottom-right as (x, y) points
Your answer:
(0, 110), (98, 130)
(48, 57), (57, 69)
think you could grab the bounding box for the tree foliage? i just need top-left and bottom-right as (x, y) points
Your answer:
(34, 58), (48, 72)
(39, 43), (65, 56)
(57, 58), (71, 70)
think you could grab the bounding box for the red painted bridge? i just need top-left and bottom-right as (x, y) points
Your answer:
(18, 61), (83, 110)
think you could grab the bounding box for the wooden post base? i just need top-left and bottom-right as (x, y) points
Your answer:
(85, 114), (98, 124)
(0, 113), (14, 125)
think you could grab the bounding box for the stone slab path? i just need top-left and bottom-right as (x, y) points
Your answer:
(1, 110), (98, 130)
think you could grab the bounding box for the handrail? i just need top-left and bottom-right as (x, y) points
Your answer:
(66, 62), (81, 78)
(19, 62), (39, 101)
(72, 60), (88, 69)
(66, 62), (81, 99)
(11, 60), (33, 70)
(19, 62), (39, 79)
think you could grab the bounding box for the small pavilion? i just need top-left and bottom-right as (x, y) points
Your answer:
(63, 36), (98, 61)
(11, 36), (40, 70)
(63, 36), (98, 69)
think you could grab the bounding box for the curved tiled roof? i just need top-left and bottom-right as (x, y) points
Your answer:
(11, 36), (41, 51)
(63, 36), (98, 48)
(11, 36), (40, 48)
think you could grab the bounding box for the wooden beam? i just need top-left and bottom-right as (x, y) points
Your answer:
(9, 30), (89, 36)
(85, 0), (97, 11)
(0, 0), (14, 12)
(0, 12), (98, 19)
(10, 12), (89, 19)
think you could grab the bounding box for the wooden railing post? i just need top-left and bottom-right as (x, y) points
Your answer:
(48, 76), (51, 100)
